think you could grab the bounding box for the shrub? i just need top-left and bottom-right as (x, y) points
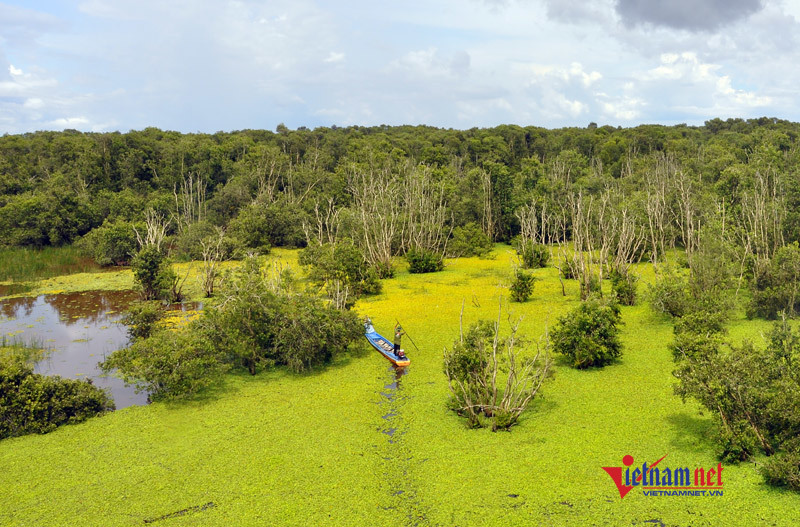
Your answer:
(610, 271), (637, 306)
(101, 325), (227, 401)
(443, 308), (551, 431)
(560, 258), (576, 279)
(584, 273), (601, 295)
(407, 247), (444, 273)
(0, 355), (114, 439)
(78, 219), (138, 266)
(509, 268), (536, 302)
(551, 297), (623, 368)
(122, 301), (163, 342)
(671, 317), (800, 491)
(201, 257), (363, 375)
(131, 246), (178, 301)
(448, 223), (493, 258)
(299, 240), (382, 307)
(647, 266), (689, 318)
(749, 243), (800, 319)
(761, 447), (800, 491)
(515, 239), (549, 269)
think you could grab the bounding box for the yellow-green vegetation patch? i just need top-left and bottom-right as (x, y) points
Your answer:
(1, 248), (300, 303)
(0, 246), (798, 526)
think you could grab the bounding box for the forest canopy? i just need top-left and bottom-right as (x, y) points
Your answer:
(0, 118), (797, 259)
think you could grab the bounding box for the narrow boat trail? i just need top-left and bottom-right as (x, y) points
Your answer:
(376, 365), (431, 526)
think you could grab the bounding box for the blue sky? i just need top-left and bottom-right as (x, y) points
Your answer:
(1, 0), (799, 133)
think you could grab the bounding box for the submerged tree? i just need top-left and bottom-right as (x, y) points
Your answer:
(443, 300), (552, 431)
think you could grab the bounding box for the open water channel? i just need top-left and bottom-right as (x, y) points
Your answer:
(0, 290), (198, 408)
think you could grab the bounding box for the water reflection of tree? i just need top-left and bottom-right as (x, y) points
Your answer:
(43, 291), (139, 325)
(0, 296), (36, 319)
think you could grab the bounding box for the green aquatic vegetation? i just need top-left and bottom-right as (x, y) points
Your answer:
(0, 246), (799, 525)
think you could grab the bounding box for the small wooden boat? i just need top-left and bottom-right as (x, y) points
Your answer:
(364, 318), (410, 367)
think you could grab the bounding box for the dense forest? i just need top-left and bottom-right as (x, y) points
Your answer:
(1, 117), (798, 257)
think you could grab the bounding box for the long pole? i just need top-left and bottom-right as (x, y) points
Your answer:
(396, 319), (420, 353)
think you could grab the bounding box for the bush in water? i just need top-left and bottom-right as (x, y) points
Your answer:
(551, 297), (623, 369)
(0, 355), (114, 439)
(101, 325), (227, 401)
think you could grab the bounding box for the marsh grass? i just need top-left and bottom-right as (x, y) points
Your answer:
(0, 246), (99, 284)
(0, 336), (48, 364)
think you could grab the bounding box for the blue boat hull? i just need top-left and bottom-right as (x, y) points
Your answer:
(364, 323), (410, 367)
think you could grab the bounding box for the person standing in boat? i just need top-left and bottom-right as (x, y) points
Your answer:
(394, 324), (406, 358)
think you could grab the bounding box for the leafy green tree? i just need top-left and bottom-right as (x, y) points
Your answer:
(749, 243), (800, 319)
(672, 317), (800, 490)
(121, 301), (163, 342)
(509, 268), (536, 302)
(227, 203), (273, 255)
(0, 355), (114, 439)
(78, 219), (139, 266)
(101, 325), (227, 401)
(131, 246), (177, 301)
(299, 240), (381, 307)
(647, 266), (690, 318)
(201, 257), (362, 375)
(551, 298), (623, 368)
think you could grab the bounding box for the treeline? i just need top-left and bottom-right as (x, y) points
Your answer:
(1, 117), (799, 255)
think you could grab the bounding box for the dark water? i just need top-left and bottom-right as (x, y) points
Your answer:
(0, 290), (200, 409)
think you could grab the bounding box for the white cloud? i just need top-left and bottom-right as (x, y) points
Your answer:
(23, 98), (44, 109)
(716, 76), (771, 107)
(635, 52), (772, 115)
(554, 94), (588, 117)
(641, 52), (719, 82)
(0, 67), (58, 97)
(48, 116), (90, 127)
(0, 0), (798, 132)
(570, 62), (602, 87)
(598, 94), (645, 120)
(518, 61), (602, 87)
(324, 52), (345, 63)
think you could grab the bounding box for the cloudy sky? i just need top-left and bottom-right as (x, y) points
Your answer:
(1, 0), (799, 133)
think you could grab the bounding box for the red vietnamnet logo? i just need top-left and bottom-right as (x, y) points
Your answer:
(602, 454), (724, 498)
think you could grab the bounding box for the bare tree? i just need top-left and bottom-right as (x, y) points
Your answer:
(303, 197), (343, 247)
(675, 169), (700, 261)
(516, 198), (552, 247)
(479, 167), (495, 241)
(200, 227), (226, 297)
(443, 299), (552, 431)
(568, 191), (601, 300)
(347, 161), (402, 277)
(644, 152), (674, 266)
(402, 163), (452, 257)
(134, 209), (170, 251)
(608, 204), (645, 278)
(739, 168), (786, 263)
(550, 205), (571, 297)
(173, 172), (207, 233)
